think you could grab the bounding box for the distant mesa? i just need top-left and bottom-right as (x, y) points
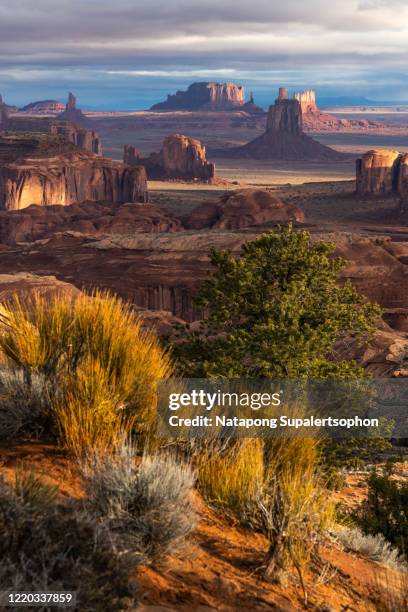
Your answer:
(57, 92), (88, 124)
(19, 99), (65, 114)
(185, 189), (304, 230)
(226, 86), (343, 160)
(124, 133), (216, 182)
(356, 148), (408, 212)
(0, 133), (147, 210)
(151, 82), (247, 112)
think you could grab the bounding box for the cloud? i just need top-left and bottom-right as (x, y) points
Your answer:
(0, 1), (407, 107)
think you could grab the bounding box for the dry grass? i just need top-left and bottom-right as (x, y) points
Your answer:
(0, 290), (172, 454)
(196, 434), (334, 601)
(197, 439), (264, 519)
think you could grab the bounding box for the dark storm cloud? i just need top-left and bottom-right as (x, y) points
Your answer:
(0, 1), (407, 108)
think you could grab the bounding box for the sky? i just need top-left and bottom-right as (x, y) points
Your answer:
(1, 0), (408, 110)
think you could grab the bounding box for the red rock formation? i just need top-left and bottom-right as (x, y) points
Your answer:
(186, 189), (304, 230)
(398, 154), (408, 211)
(229, 88), (343, 160)
(356, 149), (401, 194)
(151, 82), (245, 111)
(0, 139), (148, 210)
(19, 100), (65, 114)
(0, 94), (9, 129)
(0, 202), (180, 244)
(57, 92), (87, 124)
(1, 231), (407, 325)
(123, 144), (142, 166)
(293, 90), (318, 114)
(50, 122), (102, 156)
(124, 134), (215, 182)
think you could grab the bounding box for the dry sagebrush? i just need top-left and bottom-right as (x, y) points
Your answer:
(0, 471), (134, 612)
(80, 444), (197, 564)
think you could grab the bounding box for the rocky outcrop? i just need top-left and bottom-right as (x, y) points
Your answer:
(0, 94), (9, 129)
(227, 87), (343, 160)
(0, 231), (407, 325)
(397, 154), (408, 210)
(185, 189), (304, 230)
(20, 100), (65, 114)
(50, 122), (102, 156)
(293, 89), (318, 114)
(57, 92), (87, 124)
(3, 109), (102, 156)
(151, 82), (245, 111)
(124, 134), (215, 182)
(0, 147), (148, 210)
(0, 202), (180, 244)
(356, 149), (401, 194)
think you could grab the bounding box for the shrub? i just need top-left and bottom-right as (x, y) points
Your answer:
(0, 370), (50, 442)
(0, 290), (172, 452)
(260, 438), (335, 595)
(334, 526), (405, 571)
(357, 471), (408, 559)
(80, 444), (196, 564)
(0, 472), (135, 611)
(172, 225), (381, 378)
(195, 435), (334, 601)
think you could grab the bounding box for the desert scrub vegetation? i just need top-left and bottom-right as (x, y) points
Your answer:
(196, 435), (335, 600)
(334, 526), (406, 571)
(356, 470), (408, 560)
(0, 470), (135, 611)
(0, 290), (172, 453)
(80, 443), (197, 565)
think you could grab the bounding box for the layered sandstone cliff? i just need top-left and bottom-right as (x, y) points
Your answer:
(0, 139), (148, 210)
(228, 87), (343, 160)
(356, 149), (401, 194)
(124, 134), (215, 182)
(151, 82), (245, 111)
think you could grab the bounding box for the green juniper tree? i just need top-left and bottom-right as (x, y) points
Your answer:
(173, 225), (381, 378)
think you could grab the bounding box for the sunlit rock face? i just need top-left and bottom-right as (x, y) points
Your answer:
(356, 149), (401, 194)
(124, 133), (215, 181)
(0, 141), (148, 210)
(293, 89), (318, 114)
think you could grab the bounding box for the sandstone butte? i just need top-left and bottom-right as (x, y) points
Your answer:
(150, 82), (245, 111)
(227, 87), (344, 161)
(0, 134), (148, 210)
(124, 133), (216, 182)
(356, 148), (408, 210)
